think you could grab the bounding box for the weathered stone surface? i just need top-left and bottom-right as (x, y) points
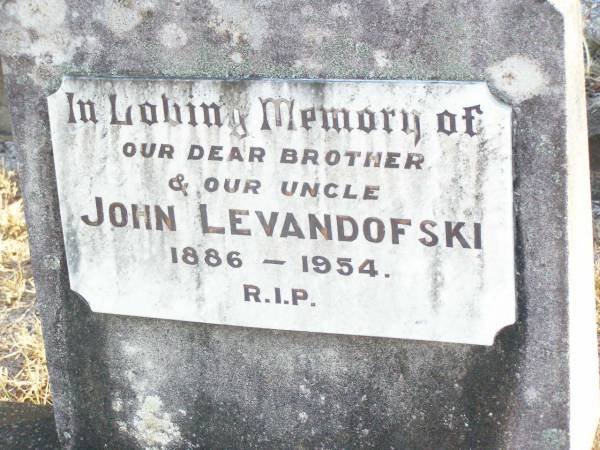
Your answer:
(585, 89), (600, 216)
(0, 65), (12, 140)
(582, 1), (600, 208)
(583, 0), (600, 43)
(0, 140), (17, 171)
(0, 402), (60, 450)
(48, 77), (515, 346)
(0, 1), (598, 449)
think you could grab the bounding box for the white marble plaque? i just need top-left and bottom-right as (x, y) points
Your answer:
(48, 77), (515, 345)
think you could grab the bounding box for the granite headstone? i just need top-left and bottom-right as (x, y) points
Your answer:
(0, 1), (598, 449)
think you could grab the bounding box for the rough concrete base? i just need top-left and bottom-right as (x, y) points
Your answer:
(0, 402), (60, 450)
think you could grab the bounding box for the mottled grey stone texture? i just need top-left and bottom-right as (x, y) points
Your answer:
(0, 140), (17, 171)
(0, 402), (60, 450)
(0, 65), (12, 140)
(0, 1), (598, 449)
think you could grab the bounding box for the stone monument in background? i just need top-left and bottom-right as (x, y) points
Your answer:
(0, 1), (598, 449)
(0, 65), (17, 170)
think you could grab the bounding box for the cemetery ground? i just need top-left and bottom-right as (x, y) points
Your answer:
(0, 167), (50, 406)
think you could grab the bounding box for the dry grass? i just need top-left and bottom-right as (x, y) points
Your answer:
(0, 167), (51, 405)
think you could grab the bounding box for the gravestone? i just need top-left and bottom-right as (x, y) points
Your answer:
(0, 1), (598, 449)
